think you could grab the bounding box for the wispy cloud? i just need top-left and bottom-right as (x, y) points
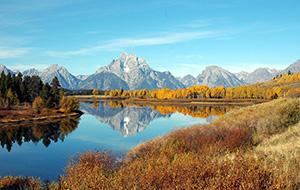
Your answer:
(0, 46), (31, 59)
(45, 30), (225, 58)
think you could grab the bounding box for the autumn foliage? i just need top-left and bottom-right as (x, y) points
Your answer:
(59, 96), (80, 113)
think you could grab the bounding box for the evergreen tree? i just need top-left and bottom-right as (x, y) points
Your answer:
(4, 72), (12, 95)
(28, 75), (43, 103)
(50, 76), (61, 107)
(40, 83), (53, 108)
(0, 71), (6, 98)
(15, 73), (23, 100)
(21, 76), (30, 102)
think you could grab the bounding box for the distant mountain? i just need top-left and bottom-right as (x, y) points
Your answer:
(194, 66), (246, 88)
(179, 66), (247, 88)
(0, 64), (15, 75)
(235, 68), (280, 84)
(177, 74), (196, 87)
(77, 72), (130, 90)
(234, 71), (248, 81)
(95, 53), (185, 90)
(233, 60), (300, 84)
(22, 68), (40, 76)
(38, 64), (79, 89)
(76, 75), (89, 81)
(80, 102), (170, 137)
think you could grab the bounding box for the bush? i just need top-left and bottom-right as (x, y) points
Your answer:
(32, 96), (44, 114)
(59, 96), (80, 113)
(58, 149), (124, 189)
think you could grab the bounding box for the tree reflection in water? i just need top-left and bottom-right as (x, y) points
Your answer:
(0, 118), (80, 152)
(104, 100), (239, 118)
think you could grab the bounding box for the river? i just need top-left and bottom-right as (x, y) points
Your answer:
(0, 101), (240, 181)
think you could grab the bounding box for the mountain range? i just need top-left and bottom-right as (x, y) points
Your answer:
(0, 53), (299, 90)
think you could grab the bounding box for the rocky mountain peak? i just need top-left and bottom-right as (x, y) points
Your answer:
(195, 65), (245, 88)
(22, 68), (40, 76)
(44, 64), (61, 72)
(179, 74), (196, 87)
(0, 64), (8, 70)
(118, 53), (136, 62)
(0, 64), (14, 75)
(93, 53), (184, 90)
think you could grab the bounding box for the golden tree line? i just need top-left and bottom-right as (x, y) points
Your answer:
(106, 85), (300, 100)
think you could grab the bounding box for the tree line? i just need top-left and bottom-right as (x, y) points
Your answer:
(0, 71), (79, 113)
(105, 85), (299, 100)
(0, 71), (62, 108)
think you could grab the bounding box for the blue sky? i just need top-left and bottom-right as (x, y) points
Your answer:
(0, 0), (299, 77)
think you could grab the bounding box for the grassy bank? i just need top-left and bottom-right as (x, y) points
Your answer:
(1, 98), (300, 189)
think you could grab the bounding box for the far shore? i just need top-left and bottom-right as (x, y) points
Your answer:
(73, 95), (269, 106)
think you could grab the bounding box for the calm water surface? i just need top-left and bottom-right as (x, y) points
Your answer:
(0, 101), (237, 181)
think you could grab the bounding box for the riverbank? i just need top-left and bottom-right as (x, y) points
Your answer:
(0, 107), (83, 127)
(74, 95), (269, 106)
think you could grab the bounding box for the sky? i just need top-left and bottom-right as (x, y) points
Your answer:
(0, 0), (299, 77)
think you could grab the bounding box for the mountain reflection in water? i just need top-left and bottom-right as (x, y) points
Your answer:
(80, 101), (237, 137)
(0, 118), (80, 152)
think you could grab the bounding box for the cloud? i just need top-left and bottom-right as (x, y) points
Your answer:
(45, 30), (224, 58)
(0, 46), (31, 59)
